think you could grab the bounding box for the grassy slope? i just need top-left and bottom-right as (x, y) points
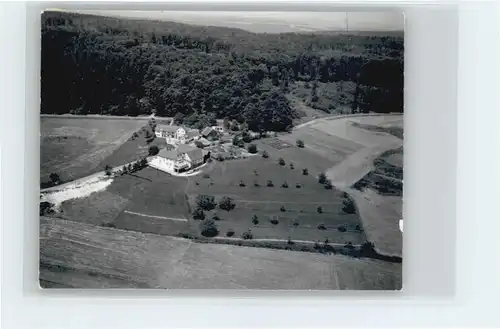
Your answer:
(40, 217), (402, 290)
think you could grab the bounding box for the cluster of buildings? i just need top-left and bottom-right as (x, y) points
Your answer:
(149, 123), (223, 174)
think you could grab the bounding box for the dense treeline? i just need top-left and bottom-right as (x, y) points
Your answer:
(41, 11), (404, 132)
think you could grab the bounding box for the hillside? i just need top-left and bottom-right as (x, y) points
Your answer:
(41, 11), (404, 132)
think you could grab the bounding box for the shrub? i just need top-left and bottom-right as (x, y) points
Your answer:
(262, 151), (269, 158)
(101, 223), (116, 228)
(280, 206), (286, 212)
(212, 214), (220, 221)
(355, 224), (362, 232)
(193, 208), (205, 220)
(324, 179), (333, 190)
(270, 218), (279, 225)
(296, 139), (305, 148)
(140, 158), (148, 168)
(281, 181), (289, 188)
(342, 197), (356, 214)
(242, 230), (253, 240)
(132, 132), (139, 138)
(266, 180), (274, 187)
(278, 158), (286, 166)
(338, 226), (347, 232)
(196, 195), (216, 211)
(317, 223), (326, 230)
(302, 168), (308, 176)
(39, 201), (55, 216)
(317, 206), (323, 214)
(247, 144), (258, 154)
(287, 237), (294, 245)
(49, 173), (60, 184)
(289, 163), (294, 170)
(239, 180), (246, 187)
(318, 172), (327, 184)
(200, 219), (219, 237)
(127, 164), (133, 172)
(252, 214), (259, 225)
(104, 165), (112, 176)
(292, 221), (299, 227)
(295, 183), (301, 188)
(253, 170), (258, 176)
(122, 165), (128, 174)
(203, 173), (210, 179)
(344, 242), (354, 250)
(226, 230), (235, 237)
(254, 180), (260, 187)
(219, 196), (235, 211)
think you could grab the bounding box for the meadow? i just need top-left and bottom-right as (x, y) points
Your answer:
(40, 218), (402, 290)
(40, 117), (148, 183)
(40, 117), (170, 186)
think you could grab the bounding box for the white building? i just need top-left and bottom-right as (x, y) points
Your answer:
(155, 125), (201, 145)
(149, 144), (205, 173)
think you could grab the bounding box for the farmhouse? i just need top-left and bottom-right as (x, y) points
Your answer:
(155, 125), (187, 145)
(211, 125), (224, 133)
(149, 144), (204, 173)
(201, 127), (219, 140)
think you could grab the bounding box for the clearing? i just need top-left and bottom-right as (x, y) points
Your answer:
(40, 117), (148, 183)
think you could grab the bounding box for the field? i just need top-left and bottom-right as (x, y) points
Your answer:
(40, 117), (148, 183)
(40, 116), (172, 185)
(40, 218), (402, 290)
(282, 114), (404, 257)
(185, 155), (367, 245)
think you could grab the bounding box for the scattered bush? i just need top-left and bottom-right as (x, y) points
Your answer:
(196, 195), (216, 211)
(49, 173), (60, 184)
(318, 172), (327, 184)
(195, 181), (199, 185)
(267, 180), (274, 187)
(200, 219), (219, 237)
(280, 206), (286, 212)
(242, 230), (253, 240)
(252, 214), (259, 225)
(193, 207), (205, 220)
(101, 223), (116, 228)
(281, 181), (289, 188)
(296, 139), (305, 148)
(292, 221), (299, 227)
(324, 179), (333, 190)
(342, 197), (356, 214)
(239, 180), (246, 187)
(289, 163), (294, 170)
(262, 151), (269, 158)
(278, 157), (286, 166)
(295, 183), (301, 188)
(317, 206), (323, 214)
(39, 201), (55, 216)
(226, 230), (235, 237)
(302, 168), (309, 175)
(121, 165), (128, 174)
(254, 180), (260, 187)
(104, 165), (112, 176)
(317, 223), (326, 230)
(247, 144), (258, 154)
(338, 226), (347, 232)
(219, 196), (236, 211)
(270, 218), (279, 225)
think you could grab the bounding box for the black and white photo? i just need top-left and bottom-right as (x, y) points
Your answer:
(39, 10), (404, 290)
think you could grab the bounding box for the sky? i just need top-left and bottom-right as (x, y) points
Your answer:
(64, 10), (404, 34)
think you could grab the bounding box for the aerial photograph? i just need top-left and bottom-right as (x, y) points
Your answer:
(39, 10), (404, 290)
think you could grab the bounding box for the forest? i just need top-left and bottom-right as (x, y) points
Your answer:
(41, 11), (404, 132)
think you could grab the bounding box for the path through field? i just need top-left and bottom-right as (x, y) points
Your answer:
(284, 112), (404, 258)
